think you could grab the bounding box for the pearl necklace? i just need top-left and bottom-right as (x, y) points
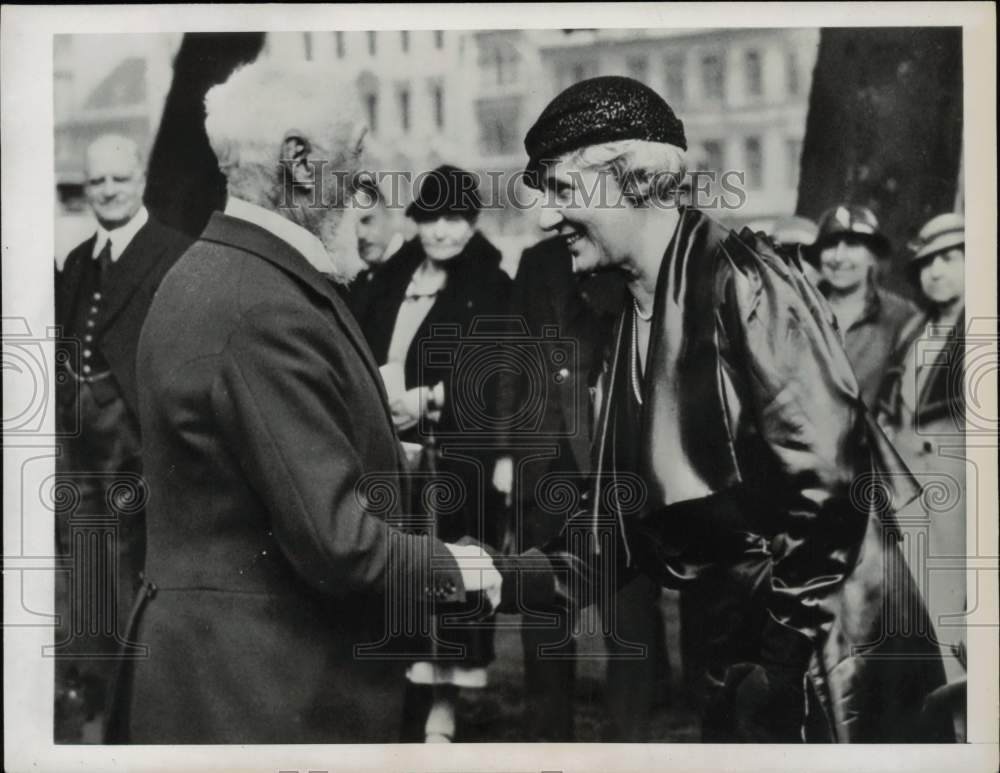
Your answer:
(631, 298), (651, 405)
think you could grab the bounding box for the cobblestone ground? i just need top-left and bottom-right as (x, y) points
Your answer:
(457, 589), (702, 742)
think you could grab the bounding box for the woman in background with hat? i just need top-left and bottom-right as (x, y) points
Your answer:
(877, 212), (967, 699)
(358, 164), (510, 742)
(813, 204), (917, 406)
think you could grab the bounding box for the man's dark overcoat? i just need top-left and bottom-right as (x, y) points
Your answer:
(113, 212), (467, 744)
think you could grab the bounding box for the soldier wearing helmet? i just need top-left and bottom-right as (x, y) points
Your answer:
(812, 204), (917, 406)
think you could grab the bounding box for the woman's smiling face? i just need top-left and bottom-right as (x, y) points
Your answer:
(417, 215), (475, 262)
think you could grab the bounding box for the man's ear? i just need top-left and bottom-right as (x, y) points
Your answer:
(280, 133), (315, 189)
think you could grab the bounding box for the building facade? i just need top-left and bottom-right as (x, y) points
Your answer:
(53, 28), (820, 267)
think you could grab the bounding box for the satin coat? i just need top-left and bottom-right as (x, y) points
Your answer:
(581, 207), (945, 741)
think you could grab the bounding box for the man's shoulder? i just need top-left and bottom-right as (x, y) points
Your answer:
(63, 233), (97, 268)
(139, 216), (193, 253)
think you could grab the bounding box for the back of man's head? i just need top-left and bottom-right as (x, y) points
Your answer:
(204, 61), (365, 210)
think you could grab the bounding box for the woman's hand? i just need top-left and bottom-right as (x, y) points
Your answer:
(389, 382), (445, 430)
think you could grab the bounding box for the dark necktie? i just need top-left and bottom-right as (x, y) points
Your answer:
(96, 239), (113, 287)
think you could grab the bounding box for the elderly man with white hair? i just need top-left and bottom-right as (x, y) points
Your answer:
(107, 62), (499, 744)
(502, 76), (948, 742)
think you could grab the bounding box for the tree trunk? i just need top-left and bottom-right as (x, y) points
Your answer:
(797, 28), (963, 294)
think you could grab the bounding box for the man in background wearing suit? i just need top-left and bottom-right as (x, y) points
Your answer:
(54, 133), (191, 741)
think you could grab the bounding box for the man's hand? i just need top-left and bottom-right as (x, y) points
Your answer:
(444, 541), (501, 612)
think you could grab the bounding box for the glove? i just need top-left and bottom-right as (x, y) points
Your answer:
(536, 509), (637, 615)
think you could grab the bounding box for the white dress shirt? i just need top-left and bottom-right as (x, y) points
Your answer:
(223, 196), (336, 275)
(92, 206), (149, 263)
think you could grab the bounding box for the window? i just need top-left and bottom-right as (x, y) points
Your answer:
(701, 53), (725, 101)
(745, 49), (762, 97)
(365, 93), (378, 134)
(480, 41), (520, 86)
(431, 82), (445, 129)
(335, 31), (345, 59)
(744, 137), (763, 189)
(664, 53), (686, 103)
(786, 50), (800, 96)
(401, 31), (410, 52)
(701, 140), (724, 172)
(398, 87), (411, 132)
(367, 31), (377, 56)
(785, 138), (802, 188)
(434, 30), (444, 49)
(303, 32), (313, 62)
(476, 100), (520, 156)
(627, 55), (648, 84)
(556, 60), (597, 91)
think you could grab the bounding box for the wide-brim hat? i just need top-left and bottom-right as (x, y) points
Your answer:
(907, 212), (965, 264)
(811, 204), (891, 259)
(405, 164), (483, 222)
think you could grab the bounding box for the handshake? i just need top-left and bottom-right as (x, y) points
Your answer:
(442, 540), (503, 613)
(440, 508), (633, 618)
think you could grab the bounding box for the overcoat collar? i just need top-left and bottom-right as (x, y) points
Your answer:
(592, 208), (741, 524)
(198, 211), (393, 429)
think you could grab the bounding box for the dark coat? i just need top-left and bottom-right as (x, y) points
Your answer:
(497, 236), (625, 545)
(876, 307), (965, 433)
(358, 230), (512, 540)
(55, 216), (192, 418)
(339, 264), (383, 323)
(114, 212), (467, 744)
(357, 230), (511, 668)
(535, 208), (945, 741)
(820, 275), (917, 408)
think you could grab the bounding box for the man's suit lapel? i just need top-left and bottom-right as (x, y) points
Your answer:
(57, 236), (96, 329)
(99, 221), (167, 335)
(199, 212), (392, 416)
